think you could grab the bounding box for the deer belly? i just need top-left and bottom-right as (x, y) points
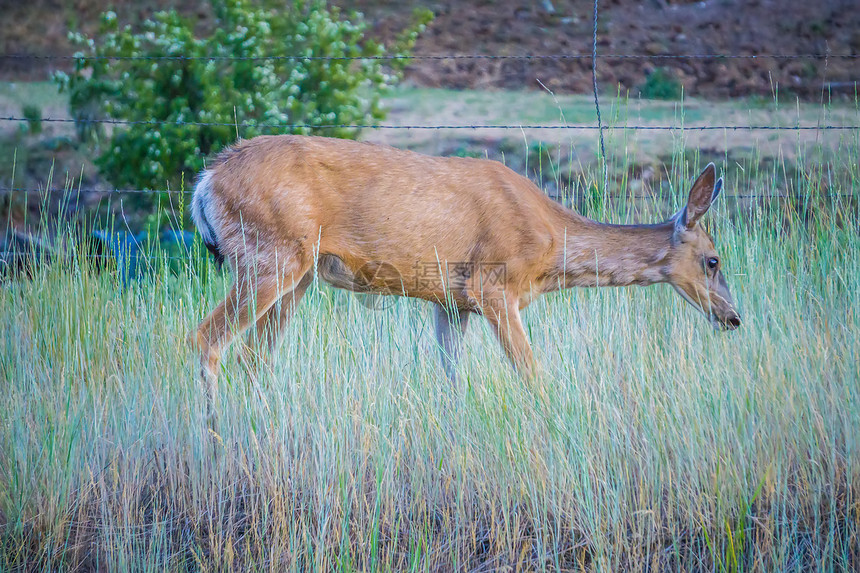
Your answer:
(317, 255), (409, 295)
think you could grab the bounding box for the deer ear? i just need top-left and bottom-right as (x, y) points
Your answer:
(679, 163), (720, 230)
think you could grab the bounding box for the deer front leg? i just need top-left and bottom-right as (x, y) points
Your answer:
(483, 296), (535, 378)
(434, 304), (471, 382)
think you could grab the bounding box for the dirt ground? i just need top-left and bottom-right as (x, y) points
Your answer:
(1, 0), (858, 99)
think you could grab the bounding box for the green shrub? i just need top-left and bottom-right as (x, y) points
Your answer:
(638, 67), (683, 100)
(21, 104), (42, 135)
(55, 0), (431, 196)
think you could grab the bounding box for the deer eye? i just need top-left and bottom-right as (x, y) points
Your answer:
(706, 257), (719, 271)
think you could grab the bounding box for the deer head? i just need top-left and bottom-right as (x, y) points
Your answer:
(667, 163), (741, 331)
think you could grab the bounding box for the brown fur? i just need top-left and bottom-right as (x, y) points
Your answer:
(193, 135), (740, 399)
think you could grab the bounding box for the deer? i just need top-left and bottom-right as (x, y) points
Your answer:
(191, 135), (740, 404)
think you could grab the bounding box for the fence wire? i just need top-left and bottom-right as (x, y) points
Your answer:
(2, 116), (858, 130)
(2, 52), (859, 62)
(2, 186), (857, 199)
(591, 0), (607, 190)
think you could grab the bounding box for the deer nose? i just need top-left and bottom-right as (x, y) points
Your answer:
(726, 314), (741, 330)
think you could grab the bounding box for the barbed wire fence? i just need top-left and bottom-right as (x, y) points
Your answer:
(0, 1), (858, 204)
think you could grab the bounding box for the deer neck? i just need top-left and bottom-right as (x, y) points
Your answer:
(546, 210), (675, 290)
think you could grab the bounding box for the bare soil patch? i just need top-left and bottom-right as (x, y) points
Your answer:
(2, 0), (858, 99)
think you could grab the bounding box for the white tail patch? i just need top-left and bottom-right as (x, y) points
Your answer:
(191, 170), (219, 249)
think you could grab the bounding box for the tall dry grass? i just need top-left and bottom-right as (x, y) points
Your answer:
(1, 151), (858, 571)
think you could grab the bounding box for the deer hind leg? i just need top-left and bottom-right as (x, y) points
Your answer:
(434, 304), (471, 382)
(239, 271), (313, 372)
(483, 296), (535, 379)
(196, 263), (307, 415)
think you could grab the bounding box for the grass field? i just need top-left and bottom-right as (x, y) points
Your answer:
(3, 82), (859, 199)
(1, 143), (858, 571)
(1, 78), (859, 571)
